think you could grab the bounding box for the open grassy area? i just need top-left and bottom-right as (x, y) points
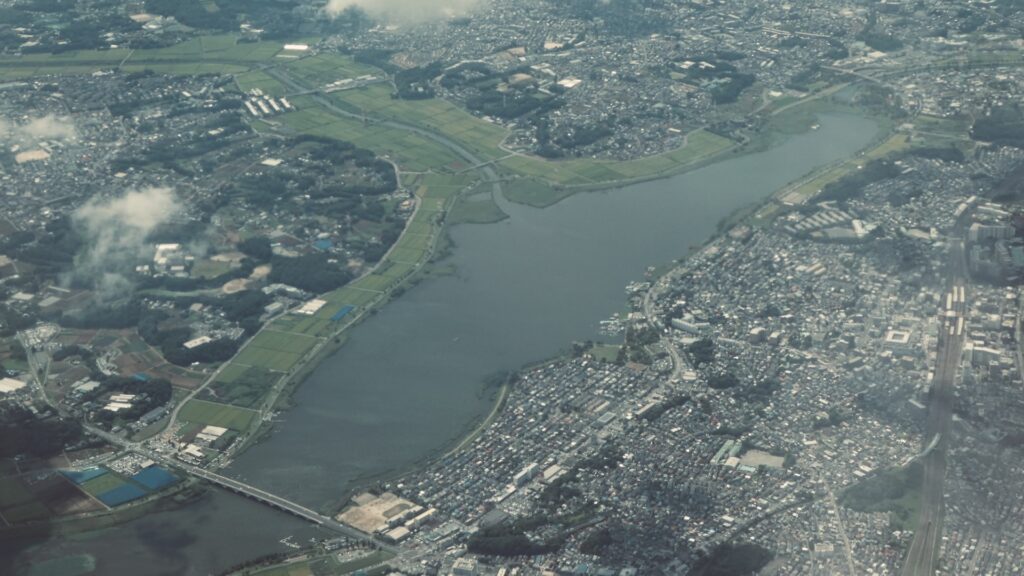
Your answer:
(284, 53), (378, 86)
(0, 475), (34, 509)
(78, 472), (126, 497)
(2, 500), (51, 524)
(229, 329), (321, 372)
(449, 189), (507, 225)
(332, 84), (509, 162)
(498, 129), (734, 195)
(275, 101), (465, 173)
(0, 475), (49, 523)
(589, 344), (622, 363)
(179, 399), (258, 431)
(202, 365), (279, 409)
(235, 69), (288, 96)
(190, 259), (234, 279)
(501, 178), (565, 208)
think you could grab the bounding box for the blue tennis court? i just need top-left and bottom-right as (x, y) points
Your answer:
(131, 467), (178, 490)
(62, 468), (107, 485)
(331, 305), (355, 321)
(96, 484), (147, 507)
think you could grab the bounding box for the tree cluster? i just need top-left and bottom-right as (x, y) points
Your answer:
(972, 105), (1024, 148)
(687, 338), (715, 367)
(0, 406), (83, 459)
(268, 254), (352, 294)
(814, 158), (902, 203)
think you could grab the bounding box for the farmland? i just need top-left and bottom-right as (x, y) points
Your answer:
(178, 399), (258, 431)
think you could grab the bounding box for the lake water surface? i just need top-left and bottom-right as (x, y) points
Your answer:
(228, 113), (880, 508)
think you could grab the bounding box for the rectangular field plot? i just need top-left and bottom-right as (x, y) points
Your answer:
(386, 246), (427, 264)
(2, 500), (50, 523)
(31, 474), (102, 516)
(79, 472), (126, 497)
(378, 261), (417, 281)
(351, 274), (393, 293)
(233, 345), (304, 372)
(179, 399), (258, 431)
(203, 365), (279, 408)
(0, 476), (35, 509)
(401, 219), (435, 237)
(235, 70), (288, 96)
(250, 330), (319, 355)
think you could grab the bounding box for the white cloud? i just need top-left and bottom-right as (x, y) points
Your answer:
(324, 0), (485, 23)
(0, 114), (76, 144)
(72, 187), (182, 300)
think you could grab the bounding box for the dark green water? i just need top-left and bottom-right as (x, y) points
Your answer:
(9, 113), (878, 575)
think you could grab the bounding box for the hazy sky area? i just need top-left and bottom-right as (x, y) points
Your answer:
(71, 187), (181, 300)
(324, 0), (486, 23)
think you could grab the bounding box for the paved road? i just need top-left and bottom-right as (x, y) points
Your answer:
(901, 237), (968, 576)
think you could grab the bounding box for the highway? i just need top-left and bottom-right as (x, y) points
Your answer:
(901, 238), (968, 576)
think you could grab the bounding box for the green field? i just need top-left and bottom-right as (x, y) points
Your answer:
(0, 476), (35, 508)
(589, 344), (622, 363)
(203, 365), (279, 408)
(284, 53), (378, 85)
(79, 472), (126, 497)
(274, 102), (464, 173)
(191, 259), (234, 279)
(2, 500), (50, 523)
(498, 129), (734, 191)
(332, 84), (509, 161)
(229, 329), (320, 372)
(501, 178), (566, 207)
(179, 399), (258, 431)
(449, 186), (508, 225)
